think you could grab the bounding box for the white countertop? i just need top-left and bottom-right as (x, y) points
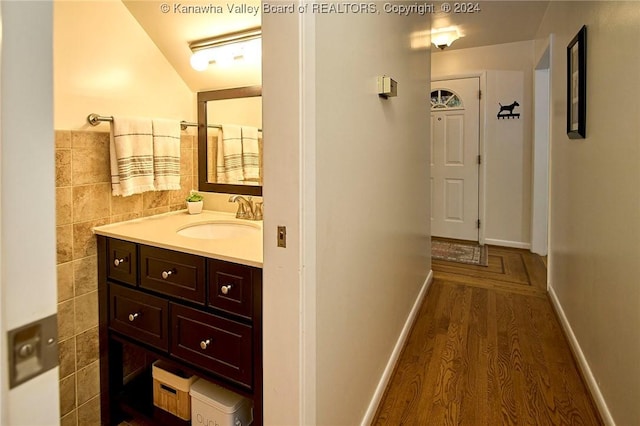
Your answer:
(93, 210), (263, 268)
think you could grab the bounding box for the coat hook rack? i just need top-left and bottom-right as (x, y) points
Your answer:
(497, 101), (520, 119)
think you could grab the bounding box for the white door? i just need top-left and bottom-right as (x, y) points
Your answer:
(430, 77), (480, 241)
(0, 2), (60, 424)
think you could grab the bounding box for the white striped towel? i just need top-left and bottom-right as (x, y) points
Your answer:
(216, 124), (244, 183)
(241, 126), (260, 181)
(152, 119), (181, 191)
(110, 117), (155, 197)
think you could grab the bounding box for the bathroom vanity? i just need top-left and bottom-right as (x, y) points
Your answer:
(94, 211), (263, 425)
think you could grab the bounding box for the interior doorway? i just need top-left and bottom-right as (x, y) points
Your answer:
(430, 77), (481, 241)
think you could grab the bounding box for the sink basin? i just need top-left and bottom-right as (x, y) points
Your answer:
(176, 221), (260, 240)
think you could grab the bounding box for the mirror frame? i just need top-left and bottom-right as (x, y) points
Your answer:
(197, 85), (263, 196)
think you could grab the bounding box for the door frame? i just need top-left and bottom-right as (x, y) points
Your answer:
(532, 36), (553, 260)
(431, 72), (487, 244)
(531, 34), (553, 262)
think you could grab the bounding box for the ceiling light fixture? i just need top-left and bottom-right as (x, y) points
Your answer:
(431, 26), (461, 50)
(189, 27), (261, 71)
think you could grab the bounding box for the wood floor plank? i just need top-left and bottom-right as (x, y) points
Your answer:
(427, 285), (472, 425)
(372, 245), (602, 426)
(460, 288), (488, 425)
(434, 271), (547, 298)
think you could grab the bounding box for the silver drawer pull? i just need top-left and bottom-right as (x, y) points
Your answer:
(128, 313), (139, 322)
(221, 285), (232, 295)
(114, 258), (126, 267)
(200, 339), (211, 350)
(161, 270), (174, 279)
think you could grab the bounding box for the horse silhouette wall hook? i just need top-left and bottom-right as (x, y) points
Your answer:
(497, 101), (520, 119)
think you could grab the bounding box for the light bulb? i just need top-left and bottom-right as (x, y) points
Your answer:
(190, 50), (211, 71)
(243, 38), (262, 63)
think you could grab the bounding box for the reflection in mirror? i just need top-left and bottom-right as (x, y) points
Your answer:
(197, 86), (262, 196)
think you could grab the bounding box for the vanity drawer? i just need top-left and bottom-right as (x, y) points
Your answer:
(110, 284), (169, 351)
(170, 304), (252, 388)
(107, 239), (137, 286)
(208, 260), (254, 319)
(140, 245), (206, 305)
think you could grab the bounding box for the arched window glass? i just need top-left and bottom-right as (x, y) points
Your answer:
(430, 89), (463, 109)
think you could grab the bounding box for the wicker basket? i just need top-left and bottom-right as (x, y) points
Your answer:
(152, 361), (198, 420)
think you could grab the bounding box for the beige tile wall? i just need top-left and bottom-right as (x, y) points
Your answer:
(55, 130), (198, 425)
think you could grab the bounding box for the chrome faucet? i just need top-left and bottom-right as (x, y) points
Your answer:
(229, 195), (263, 220)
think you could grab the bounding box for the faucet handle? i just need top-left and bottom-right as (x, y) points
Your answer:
(254, 202), (263, 220)
(229, 195), (256, 219)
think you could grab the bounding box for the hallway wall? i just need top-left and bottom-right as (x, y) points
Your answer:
(262, 9), (431, 425)
(535, 2), (640, 425)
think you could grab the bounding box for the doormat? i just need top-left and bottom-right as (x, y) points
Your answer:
(431, 239), (489, 266)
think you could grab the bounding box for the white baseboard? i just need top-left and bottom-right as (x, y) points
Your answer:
(483, 238), (531, 249)
(360, 270), (433, 426)
(548, 285), (616, 426)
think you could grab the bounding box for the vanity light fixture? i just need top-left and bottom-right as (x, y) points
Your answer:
(431, 26), (462, 50)
(189, 27), (261, 71)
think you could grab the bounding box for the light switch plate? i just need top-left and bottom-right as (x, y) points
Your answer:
(277, 226), (287, 248)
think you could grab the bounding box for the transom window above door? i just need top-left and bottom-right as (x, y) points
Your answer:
(430, 89), (463, 110)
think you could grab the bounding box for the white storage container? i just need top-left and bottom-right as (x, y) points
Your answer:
(190, 379), (253, 426)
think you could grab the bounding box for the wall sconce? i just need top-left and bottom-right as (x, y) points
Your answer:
(189, 27), (261, 71)
(431, 26), (461, 50)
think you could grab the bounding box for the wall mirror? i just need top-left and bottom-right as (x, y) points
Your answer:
(197, 86), (262, 196)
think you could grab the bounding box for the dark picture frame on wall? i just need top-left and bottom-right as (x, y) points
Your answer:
(567, 25), (587, 139)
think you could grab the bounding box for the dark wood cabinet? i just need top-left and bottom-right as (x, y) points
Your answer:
(107, 239), (137, 286)
(170, 304), (252, 388)
(207, 259), (255, 320)
(98, 236), (262, 426)
(109, 284), (169, 351)
(139, 245), (206, 304)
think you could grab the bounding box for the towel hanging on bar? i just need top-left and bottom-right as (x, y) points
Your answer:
(110, 117), (155, 196)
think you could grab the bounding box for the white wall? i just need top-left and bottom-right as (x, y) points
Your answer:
(1, 2), (60, 424)
(314, 12), (431, 425)
(262, 8), (431, 426)
(54, 1), (194, 131)
(535, 2), (640, 425)
(432, 41), (535, 247)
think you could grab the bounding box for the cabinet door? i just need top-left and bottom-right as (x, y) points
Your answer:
(170, 304), (252, 388)
(140, 245), (206, 304)
(110, 284), (169, 351)
(107, 239), (137, 286)
(208, 260), (254, 319)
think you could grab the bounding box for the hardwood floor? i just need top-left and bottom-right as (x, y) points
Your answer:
(373, 246), (602, 426)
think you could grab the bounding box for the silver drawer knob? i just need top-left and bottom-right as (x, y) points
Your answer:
(200, 339), (211, 350)
(128, 313), (139, 322)
(221, 285), (232, 295)
(161, 270), (173, 279)
(114, 258), (125, 267)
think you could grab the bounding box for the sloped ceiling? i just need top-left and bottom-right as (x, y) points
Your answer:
(123, 1), (549, 92)
(122, 0), (261, 92)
